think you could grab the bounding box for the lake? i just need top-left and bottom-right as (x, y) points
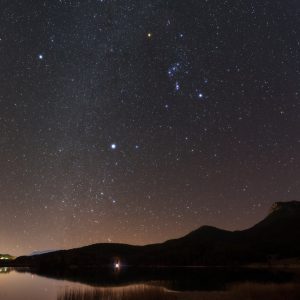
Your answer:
(0, 266), (298, 300)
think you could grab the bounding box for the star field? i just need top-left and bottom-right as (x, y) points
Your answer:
(0, 0), (300, 255)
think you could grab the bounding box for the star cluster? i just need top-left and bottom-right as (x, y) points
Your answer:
(0, 0), (300, 255)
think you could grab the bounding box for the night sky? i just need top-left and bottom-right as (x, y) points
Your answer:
(1, 0), (300, 256)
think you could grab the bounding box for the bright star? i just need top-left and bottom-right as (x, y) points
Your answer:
(111, 144), (117, 150)
(38, 54), (44, 60)
(196, 89), (205, 99)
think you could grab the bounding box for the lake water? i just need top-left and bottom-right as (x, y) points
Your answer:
(0, 266), (296, 300)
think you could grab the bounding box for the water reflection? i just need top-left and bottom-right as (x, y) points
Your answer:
(0, 267), (297, 300)
(0, 269), (89, 300)
(23, 266), (294, 291)
(0, 267), (10, 274)
(58, 285), (176, 300)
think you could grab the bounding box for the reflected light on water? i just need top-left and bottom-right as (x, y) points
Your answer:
(58, 284), (175, 300)
(0, 269), (91, 300)
(0, 268), (9, 274)
(0, 269), (174, 300)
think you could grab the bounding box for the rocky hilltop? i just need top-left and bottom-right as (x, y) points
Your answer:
(270, 201), (300, 213)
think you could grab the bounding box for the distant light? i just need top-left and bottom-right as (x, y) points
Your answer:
(147, 32), (152, 38)
(38, 54), (44, 60)
(111, 144), (117, 150)
(114, 260), (121, 270)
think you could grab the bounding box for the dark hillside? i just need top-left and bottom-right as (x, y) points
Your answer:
(11, 201), (300, 268)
